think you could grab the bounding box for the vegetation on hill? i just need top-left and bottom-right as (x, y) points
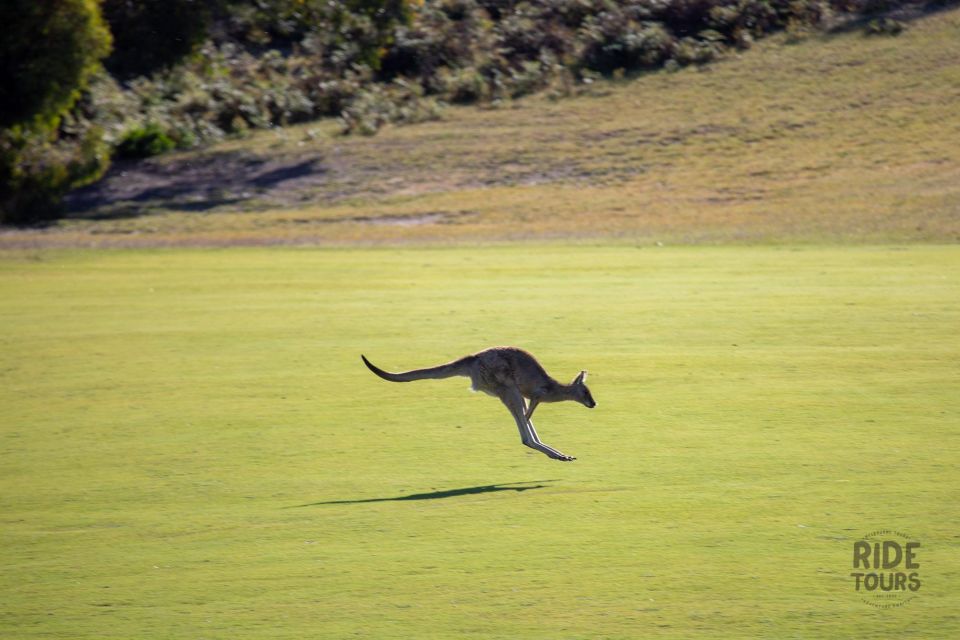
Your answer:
(0, 0), (944, 225)
(2, 3), (955, 248)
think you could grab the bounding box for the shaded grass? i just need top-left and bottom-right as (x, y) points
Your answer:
(3, 8), (960, 247)
(1, 244), (958, 637)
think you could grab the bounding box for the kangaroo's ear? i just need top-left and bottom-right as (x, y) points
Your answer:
(574, 370), (587, 384)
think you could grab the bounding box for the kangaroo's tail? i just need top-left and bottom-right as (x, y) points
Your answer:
(361, 354), (475, 383)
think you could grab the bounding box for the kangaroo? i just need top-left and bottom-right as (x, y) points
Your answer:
(361, 347), (596, 461)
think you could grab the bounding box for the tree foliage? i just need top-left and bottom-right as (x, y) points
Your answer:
(101, 0), (213, 80)
(0, 0), (111, 129)
(0, 0), (112, 224)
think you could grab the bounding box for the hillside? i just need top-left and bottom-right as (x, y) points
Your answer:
(3, 6), (959, 248)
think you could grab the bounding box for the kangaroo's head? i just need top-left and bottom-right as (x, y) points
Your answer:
(572, 371), (596, 409)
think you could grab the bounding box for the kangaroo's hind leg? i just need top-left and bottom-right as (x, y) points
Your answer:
(499, 388), (575, 461)
(524, 397), (539, 420)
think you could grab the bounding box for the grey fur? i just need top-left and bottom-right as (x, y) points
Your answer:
(361, 347), (595, 461)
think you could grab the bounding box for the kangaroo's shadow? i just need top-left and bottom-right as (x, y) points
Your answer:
(291, 481), (553, 507)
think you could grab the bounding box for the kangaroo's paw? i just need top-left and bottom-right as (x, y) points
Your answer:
(522, 439), (576, 461)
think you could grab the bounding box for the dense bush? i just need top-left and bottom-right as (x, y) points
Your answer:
(105, 0), (841, 151)
(0, 0), (111, 224)
(340, 80), (445, 135)
(101, 0), (213, 80)
(0, 0), (111, 129)
(579, 12), (677, 72)
(223, 0), (415, 72)
(0, 123), (110, 223)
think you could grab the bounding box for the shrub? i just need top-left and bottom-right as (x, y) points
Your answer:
(579, 12), (676, 74)
(1, 123), (110, 225)
(116, 124), (177, 158)
(437, 66), (492, 103)
(865, 17), (906, 35)
(339, 80), (444, 135)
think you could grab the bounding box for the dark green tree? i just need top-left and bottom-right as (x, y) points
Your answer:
(101, 0), (213, 80)
(0, 0), (112, 224)
(0, 0), (112, 129)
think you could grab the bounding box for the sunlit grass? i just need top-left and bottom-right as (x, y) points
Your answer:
(1, 244), (958, 637)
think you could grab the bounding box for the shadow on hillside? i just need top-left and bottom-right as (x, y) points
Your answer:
(827, 0), (959, 35)
(291, 481), (553, 507)
(64, 152), (327, 221)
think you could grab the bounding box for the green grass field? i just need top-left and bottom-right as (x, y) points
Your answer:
(2, 5), (959, 638)
(2, 245), (958, 638)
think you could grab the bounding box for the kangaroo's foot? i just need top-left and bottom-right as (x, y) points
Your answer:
(523, 440), (576, 461)
(500, 388), (576, 461)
